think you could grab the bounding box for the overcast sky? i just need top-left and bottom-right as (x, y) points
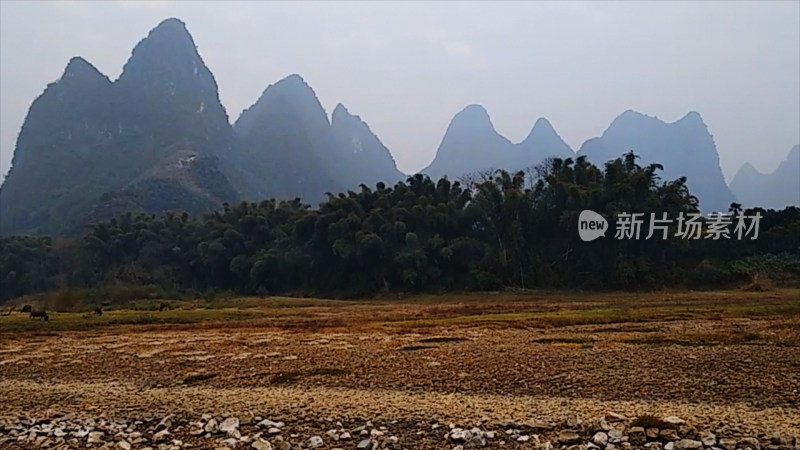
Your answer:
(1, 1), (798, 182)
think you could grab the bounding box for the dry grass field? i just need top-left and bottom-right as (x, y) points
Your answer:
(1, 289), (799, 449)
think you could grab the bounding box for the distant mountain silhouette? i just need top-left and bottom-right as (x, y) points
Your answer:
(422, 105), (574, 179)
(233, 75), (404, 203)
(0, 16), (786, 235)
(730, 145), (800, 209)
(0, 19), (403, 234)
(577, 110), (735, 211)
(0, 18), (243, 234)
(233, 74), (343, 203)
(0, 57), (114, 234)
(331, 103), (405, 188)
(518, 118), (574, 166)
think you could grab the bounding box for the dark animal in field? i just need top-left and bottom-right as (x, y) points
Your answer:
(29, 307), (49, 321)
(93, 307), (103, 316)
(1, 305), (14, 316)
(101, 301), (111, 307)
(159, 302), (169, 312)
(20, 304), (32, 313)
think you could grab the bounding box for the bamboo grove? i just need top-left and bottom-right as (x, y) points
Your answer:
(2, 154), (798, 303)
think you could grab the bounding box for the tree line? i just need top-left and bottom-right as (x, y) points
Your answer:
(2, 153), (798, 304)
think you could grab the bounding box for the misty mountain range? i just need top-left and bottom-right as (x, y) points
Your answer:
(730, 145), (800, 210)
(1, 18), (797, 235)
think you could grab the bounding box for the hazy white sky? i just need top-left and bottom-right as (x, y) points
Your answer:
(1, 1), (798, 182)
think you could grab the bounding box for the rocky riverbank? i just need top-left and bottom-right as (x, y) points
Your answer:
(1, 411), (796, 450)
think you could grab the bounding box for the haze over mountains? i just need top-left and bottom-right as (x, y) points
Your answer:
(730, 145), (800, 209)
(577, 110), (736, 212)
(0, 18), (796, 235)
(422, 105), (573, 179)
(0, 18), (402, 234)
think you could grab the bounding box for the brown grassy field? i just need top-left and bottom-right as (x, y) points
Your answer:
(1, 289), (799, 448)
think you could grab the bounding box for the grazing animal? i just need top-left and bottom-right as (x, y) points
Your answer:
(29, 307), (49, 321)
(20, 304), (32, 313)
(93, 307), (103, 316)
(158, 302), (169, 312)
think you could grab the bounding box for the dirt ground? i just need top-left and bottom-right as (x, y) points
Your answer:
(1, 289), (799, 446)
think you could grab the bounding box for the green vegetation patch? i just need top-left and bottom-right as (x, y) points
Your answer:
(621, 331), (763, 347)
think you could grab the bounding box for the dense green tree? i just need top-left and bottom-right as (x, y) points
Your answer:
(1, 153), (798, 303)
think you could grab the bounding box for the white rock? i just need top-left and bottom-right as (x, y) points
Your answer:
(449, 429), (469, 441)
(662, 416), (686, 426)
(606, 412), (629, 422)
(674, 439), (703, 450)
(221, 437), (239, 447)
(152, 429), (169, 443)
(258, 420), (284, 429)
(593, 432), (609, 446)
(609, 429), (625, 443)
(699, 431), (717, 447)
(220, 418), (240, 435)
(205, 419), (220, 433)
(87, 431), (104, 444)
(308, 435), (324, 448)
(251, 438), (272, 450)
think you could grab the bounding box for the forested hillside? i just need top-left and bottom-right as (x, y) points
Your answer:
(2, 154), (798, 304)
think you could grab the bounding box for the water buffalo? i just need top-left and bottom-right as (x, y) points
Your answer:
(29, 307), (49, 321)
(20, 304), (32, 313)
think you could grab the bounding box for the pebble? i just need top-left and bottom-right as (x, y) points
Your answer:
(357, 438), (375, 449)
(307, 435), (323, 448)
(219, 417), (240, 435)
(251, 438), (272, 450)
